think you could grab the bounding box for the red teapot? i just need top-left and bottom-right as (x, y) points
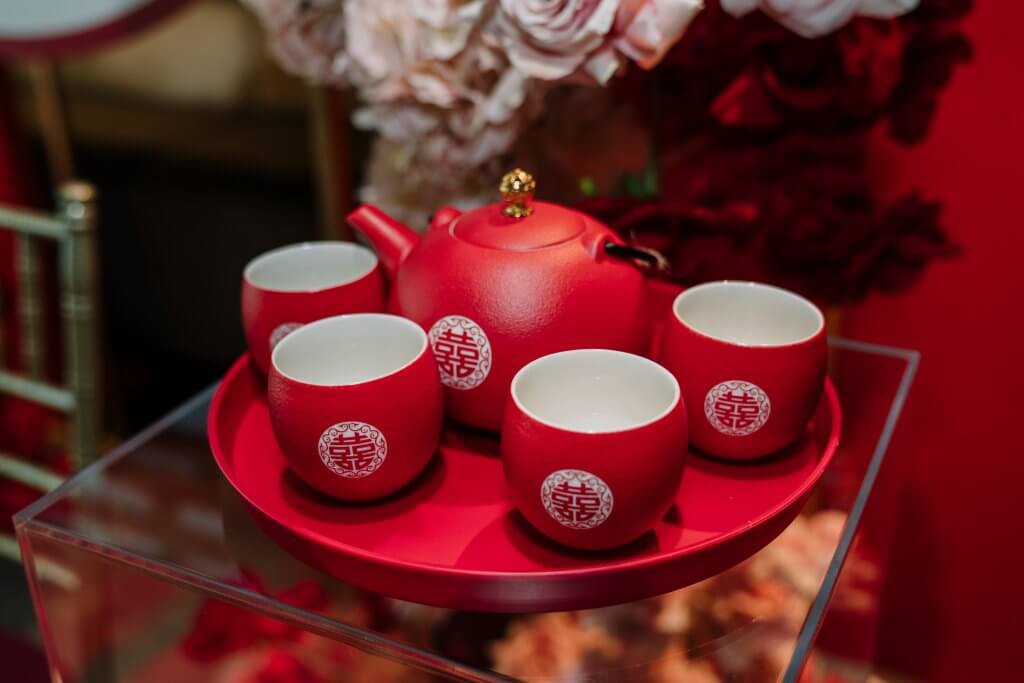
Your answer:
(347, 169), (666, 431)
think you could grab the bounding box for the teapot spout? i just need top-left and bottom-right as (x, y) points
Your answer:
(346, 204), (420, 280)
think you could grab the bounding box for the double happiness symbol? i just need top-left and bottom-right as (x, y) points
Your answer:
(540, 469), (614, 530)
(317, 422), (387, 478)
(704, 380), (771, 436)
(428, 315), (492, 390)
(269, 322), (302, 350)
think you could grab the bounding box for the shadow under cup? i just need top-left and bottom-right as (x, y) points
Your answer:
(268, 314), (443, 501)
(501, 349), (688, 551)
(242, 242), (384, 375)
(658, 281), (827, 461)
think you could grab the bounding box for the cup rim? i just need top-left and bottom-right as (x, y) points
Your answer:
(243, 241), (378, 294)
(271, 313), (427, 387)
(672, 280), (824, 348)
(510, 348), (681, 435)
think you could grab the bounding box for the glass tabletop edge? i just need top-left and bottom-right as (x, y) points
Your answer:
(781, 342), (920, 682)
(12, 382), (219, 529)
(16, 517), (512, 683)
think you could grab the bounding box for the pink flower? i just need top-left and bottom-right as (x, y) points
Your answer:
(497, 0), (702, 84)
(614, 0), (704, 69)
(242, 0), (348, 85)
(345, 0), (486, 106)
(354, 35), (544, 227)
(497, 0), (621, 81)
(344, 4), (547, 225)
(353, 35), (540, 163)
(720, 0), (919, 38)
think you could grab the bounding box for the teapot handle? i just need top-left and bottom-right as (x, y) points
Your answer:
(604, 241), (672, 276)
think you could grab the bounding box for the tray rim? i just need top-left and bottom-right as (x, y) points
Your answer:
(209, 352), (842, 582)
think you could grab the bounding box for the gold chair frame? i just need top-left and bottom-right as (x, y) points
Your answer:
(0, 181), (100, 478)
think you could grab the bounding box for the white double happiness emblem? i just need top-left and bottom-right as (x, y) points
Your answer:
(317, 421), (387, 478)
(427, 315), (492, 390)
(704, 380), (771, 436)
(540, 469), (614, 530)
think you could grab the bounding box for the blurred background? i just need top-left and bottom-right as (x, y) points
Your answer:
(0, 0), (1021, 681)
(0, 1), (334, 677)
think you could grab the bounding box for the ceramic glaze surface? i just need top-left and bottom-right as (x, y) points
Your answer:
(450, 201), (586, 250)
(273, 314), (426, 386)
(347, 201), (651, 431)
(658, 281), (827, 460)
(268, 314), (442, 501)
(245, 242), (378, 293)
(674, 281), (824, 346)
(241, 242), (385, 375)
(511, 349), (678, 433)
(503, 349), (687, 550)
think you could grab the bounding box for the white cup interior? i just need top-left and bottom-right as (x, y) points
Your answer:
(511, 349), (680, 434)
(272, 314), (426, 386)
(673, 281), (824, 346)
(244, 242), (377, 292)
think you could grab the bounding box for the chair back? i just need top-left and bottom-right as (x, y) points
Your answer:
(0, 181), (100, 470)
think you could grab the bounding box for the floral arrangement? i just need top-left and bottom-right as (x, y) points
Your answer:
(243, 0), (971, 303)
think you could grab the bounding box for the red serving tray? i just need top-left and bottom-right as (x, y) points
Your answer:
(208, 284), (841, 612)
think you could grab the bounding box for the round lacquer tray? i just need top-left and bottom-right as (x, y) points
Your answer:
(208, 355), (841, 613)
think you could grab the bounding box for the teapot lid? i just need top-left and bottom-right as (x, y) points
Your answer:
(451, 169), (586, 250)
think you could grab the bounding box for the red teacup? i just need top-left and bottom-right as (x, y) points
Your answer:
(657, 281), (827, 461)
(501, 349), (688, 551)
(242, 241), (384, 375)
(268, 313), (443, 501)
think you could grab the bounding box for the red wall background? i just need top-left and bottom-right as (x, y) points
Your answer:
(848, 2), (1024, 680)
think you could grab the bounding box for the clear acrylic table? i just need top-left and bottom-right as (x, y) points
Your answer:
(15, 338), (917, 683)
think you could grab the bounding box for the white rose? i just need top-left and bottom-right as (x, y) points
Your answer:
(720, 0), (919, 38)
(356, 35), (544, 226)
(345, 0), (485, 106)
(615, 0), (703, 69)
(497, 0), (621, 81)
(242, 0), (348, 85)
(497, 0), (702, 83)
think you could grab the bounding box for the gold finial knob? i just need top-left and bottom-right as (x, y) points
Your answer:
(500, 168), (536, 218)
